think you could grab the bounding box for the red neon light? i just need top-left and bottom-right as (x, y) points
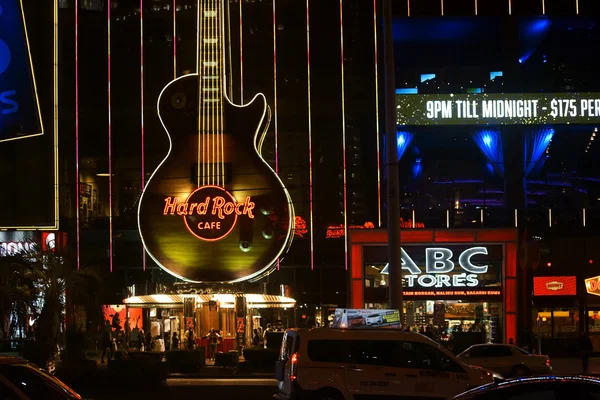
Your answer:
(533, 276), (577, 296)
(340, 0), (348, 271)
(306, 0), (314, 271)
(326, 222), (376, 239)
(173, 0), (177, 79)
(108, 0), (113, 273)
(273, 0), (278, 174)
(239, 0), (244, 102)
(75, 0), (80, 270)
(172, 186), (255, 242)
(373, 0), (381, 228)
(141, 0), (146, 271)
(294, 216), (308, 238)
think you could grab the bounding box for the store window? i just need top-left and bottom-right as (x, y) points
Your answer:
(588, 311), (600, 334)
(533, 308), (579, 338)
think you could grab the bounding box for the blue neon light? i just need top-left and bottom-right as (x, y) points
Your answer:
(396, 131), (414, 161)
(396, 88), (418, 95)
(524, 128), (554, 177)
(420, 73), (436, 83)
(518, 17), (551, 65)
(412, 158), (422, 179)
(490, 71), (503, 80)
(473, 130), (504, 177)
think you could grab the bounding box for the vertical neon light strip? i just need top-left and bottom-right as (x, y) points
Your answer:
(306, 0), (314, 271)
(273, 0), (280, 270)
(108, 0), (113, 273)
(75, 0), (80, 269)
(373, 0), (381, 227)
(273, 0), (279, 175)
(141, 0), (146, 271)
(173, 0), (177, 79)
(340, 0), (348, 270)
(239, 0), (244, 102)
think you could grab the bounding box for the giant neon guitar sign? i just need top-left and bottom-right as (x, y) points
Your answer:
(137, 0), (294, 283)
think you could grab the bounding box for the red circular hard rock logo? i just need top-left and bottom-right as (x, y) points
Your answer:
(163, 185), (255, 242)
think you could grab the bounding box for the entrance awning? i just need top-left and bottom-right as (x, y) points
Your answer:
(123, 293), (296, 309)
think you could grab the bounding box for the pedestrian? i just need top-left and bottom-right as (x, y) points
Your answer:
(185, 326), (196, 350)
(252, 329), (261, 347)
(204, 328), (221, 360)
(172, 332), (180, 349)
(137, 327), (145, 350)
(579, 331), (594, 373)
(508, 338), (515, 345)
(263, 323), (273, 348)
(100, 320), (112, 363)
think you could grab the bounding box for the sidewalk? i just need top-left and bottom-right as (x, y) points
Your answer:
(551, 358), (600, 376)
(85, 352), (272, 379)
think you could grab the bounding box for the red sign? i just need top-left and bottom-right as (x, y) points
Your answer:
(533, 276), (577, 296)
(163, 185), (255, 242)
(403, 290), (501, 297)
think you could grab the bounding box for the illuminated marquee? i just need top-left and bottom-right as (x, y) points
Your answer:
(381, 246), (491, 289)
(163, 185), (255, 242)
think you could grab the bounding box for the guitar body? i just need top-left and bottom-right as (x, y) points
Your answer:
(138, 74), (294, 282)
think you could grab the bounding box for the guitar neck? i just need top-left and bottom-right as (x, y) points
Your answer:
(197, 0), (226, 120)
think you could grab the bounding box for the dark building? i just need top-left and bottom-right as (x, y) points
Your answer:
(4, 0), (600, 339)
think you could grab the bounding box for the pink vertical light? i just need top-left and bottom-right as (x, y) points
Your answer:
(75, 0), (80, 270)
(273, 0), (278, 175)
(373, 0), (381, 227)
(306, 0), (314, 271)
(239, 0), (244, 102)
(141, 0), (146, 271)
(273, 0), (280, 271)
(173, 0), (177, 79)
(108, 0), (113, 273)
(340, 0), (348, 270)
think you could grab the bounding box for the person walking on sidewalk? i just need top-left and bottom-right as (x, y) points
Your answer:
(579, 331), (594, 373)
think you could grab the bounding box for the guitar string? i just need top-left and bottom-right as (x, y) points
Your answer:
(219, 0), (225, 189)
(212, 0), (216, 187)
(215, 0), (220, 188)
(207, 1), (215, 184)
(196, 0), (204, 187)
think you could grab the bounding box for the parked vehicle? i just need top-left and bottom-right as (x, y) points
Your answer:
(0, 356), (85, 399)
(450, 376), (600, 400)
(274, 328), (497, 400)
(457, 344), (552, 377)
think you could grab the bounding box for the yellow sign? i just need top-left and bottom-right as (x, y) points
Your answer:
(585, 276), (600, 296)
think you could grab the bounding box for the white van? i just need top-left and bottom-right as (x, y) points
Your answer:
(274, 328), (497, 400)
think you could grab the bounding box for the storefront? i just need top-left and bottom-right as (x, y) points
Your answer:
(348, 228), (518, 344)
(121, 292), (295, 355)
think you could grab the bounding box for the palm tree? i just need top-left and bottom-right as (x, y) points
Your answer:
(10, 243), (102, 369)
(0, 253), (41, 340)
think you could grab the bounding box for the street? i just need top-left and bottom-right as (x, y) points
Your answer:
(79, 378), (278, 400)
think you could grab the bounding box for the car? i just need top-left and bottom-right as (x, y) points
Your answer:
(457, 344), (552, 377)
(274, 328), (496, 400)
(365, 314), (383, 326)
(450, 375), (600, 400)
(0, 356), (85, 400)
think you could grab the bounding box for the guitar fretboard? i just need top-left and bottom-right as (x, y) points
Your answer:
(198, 0), (225, 122)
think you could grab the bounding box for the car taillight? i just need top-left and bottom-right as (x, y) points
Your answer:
(545, 358), (551, 367)
(290, 352), (299, 382)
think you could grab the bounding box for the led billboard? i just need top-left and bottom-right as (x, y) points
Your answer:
(396, 92), (600, 126)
